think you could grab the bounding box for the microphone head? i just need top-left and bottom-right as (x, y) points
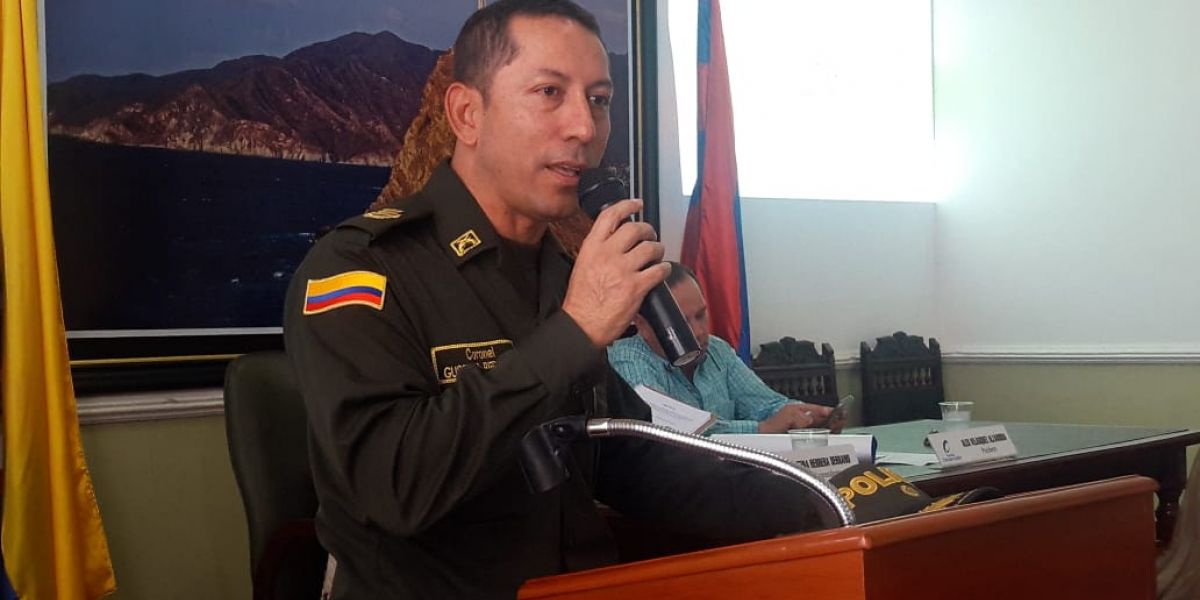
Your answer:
(577, 168), (628, 220)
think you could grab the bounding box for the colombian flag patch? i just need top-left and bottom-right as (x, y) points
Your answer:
(303, 270), (386, 315)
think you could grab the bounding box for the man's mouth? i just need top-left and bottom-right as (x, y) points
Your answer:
(547, 162), (585, 179)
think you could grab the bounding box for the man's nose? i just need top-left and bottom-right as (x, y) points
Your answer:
(562, 92), (597, 143)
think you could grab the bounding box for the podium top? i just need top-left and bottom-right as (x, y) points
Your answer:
(519, 476), (1156, 600)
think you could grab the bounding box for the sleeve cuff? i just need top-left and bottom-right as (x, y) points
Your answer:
(725, 420), (761, 434)
(519, 310), (606, 396)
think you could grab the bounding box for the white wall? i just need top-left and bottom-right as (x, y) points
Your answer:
(657, 0), (1200, 359)
(934, 0), (1200, 355)
(655, 0), (688, 262)
(740, 198), (938, 356)
(655, 0), (940, 360)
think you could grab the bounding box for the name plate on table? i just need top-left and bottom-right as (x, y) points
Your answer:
(927, 424), (1018, 468)
(782, 444), (859, 478)
(712, 434), (876, 464)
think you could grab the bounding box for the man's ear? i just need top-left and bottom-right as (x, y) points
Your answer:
(445, 81), (482, 147)
(633, 315), (653, 341)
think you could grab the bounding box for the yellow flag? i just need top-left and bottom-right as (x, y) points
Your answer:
(1, 0), (117, 597)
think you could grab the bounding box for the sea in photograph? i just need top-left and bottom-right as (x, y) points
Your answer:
(49, 135), (390, 331)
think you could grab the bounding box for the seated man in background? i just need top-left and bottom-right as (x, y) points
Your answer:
(610, 262), (837, 435)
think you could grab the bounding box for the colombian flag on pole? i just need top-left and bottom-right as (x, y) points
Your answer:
(680, 0), (751, 362)
(1, 0), (118, 597)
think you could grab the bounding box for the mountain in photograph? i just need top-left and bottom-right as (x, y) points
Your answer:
(46, 31), (441, 166)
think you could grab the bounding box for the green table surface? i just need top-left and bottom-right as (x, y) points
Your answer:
(844, 419), (1189, 480)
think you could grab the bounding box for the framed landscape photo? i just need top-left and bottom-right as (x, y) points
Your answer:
(44, 0), (660, 392)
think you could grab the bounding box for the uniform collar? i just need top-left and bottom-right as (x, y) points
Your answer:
(628, 334), (718, 374)
(426, 161), (575, 268)
(425, 162), (503, 267)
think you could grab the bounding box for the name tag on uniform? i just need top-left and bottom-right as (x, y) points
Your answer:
(928, 424), (1018, 468)
(431, 339), (513, 384)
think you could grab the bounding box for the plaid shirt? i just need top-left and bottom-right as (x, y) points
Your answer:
(608, 335), (793, 434)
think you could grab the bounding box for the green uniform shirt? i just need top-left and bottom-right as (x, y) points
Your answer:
(284, 163), (822, 599)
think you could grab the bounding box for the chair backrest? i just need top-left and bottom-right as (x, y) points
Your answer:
(752, 338), (839, 407)
(224, 351), (326, 600)
(859, 331), (944, 425)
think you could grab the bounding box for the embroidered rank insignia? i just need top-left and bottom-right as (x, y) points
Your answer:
(363, 207), (404, 220)
(920, 492), (965, 513)
(303, 270), (386, 315)
(450, 230), (483, 257)
(431, 339), (514, 384)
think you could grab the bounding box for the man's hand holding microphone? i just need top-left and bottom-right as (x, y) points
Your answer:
(563, 170), (702, 366)
(562, 197), (667, 348)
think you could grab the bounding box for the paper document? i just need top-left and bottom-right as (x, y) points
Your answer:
(875, 452), (940, 466)
(711, 433), (876, 464)
(633, 384), (717, 434)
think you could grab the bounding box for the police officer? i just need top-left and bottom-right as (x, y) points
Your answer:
(284, 1), (824, 598)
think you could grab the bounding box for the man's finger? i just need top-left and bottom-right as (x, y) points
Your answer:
(799, 403), (833, 417)
(585, 198), (643, 241)
(606, 221), (658, 254)
(633, 261), (670, 295)
(622, 239), (666, 271)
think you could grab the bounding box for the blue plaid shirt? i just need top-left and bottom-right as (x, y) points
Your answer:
(608, 335), (792, 434)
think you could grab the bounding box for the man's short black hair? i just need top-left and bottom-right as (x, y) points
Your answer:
(453, 0), (604, 97)
(666, 261), (698, 288)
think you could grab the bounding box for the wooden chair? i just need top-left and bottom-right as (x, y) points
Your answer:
(859, 331), (944, 425)
(752, 337), (839, 407)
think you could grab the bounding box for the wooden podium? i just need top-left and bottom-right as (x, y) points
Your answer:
(520, 476), (1157, 600)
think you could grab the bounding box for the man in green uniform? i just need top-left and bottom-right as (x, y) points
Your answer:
(284, 1), (825, 597)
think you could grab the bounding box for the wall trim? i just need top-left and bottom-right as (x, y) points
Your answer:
(943, 348), (1200, 365)
(76, 346), (1199, 424)
(78, 388), (224, 425)
(821, 349), (1200, 367)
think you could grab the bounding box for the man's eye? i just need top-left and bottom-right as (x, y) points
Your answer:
(539, 86), (560, 97)
(589, 94), (612, 108)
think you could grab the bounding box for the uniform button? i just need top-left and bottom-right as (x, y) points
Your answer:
(569, 385), (586, 412)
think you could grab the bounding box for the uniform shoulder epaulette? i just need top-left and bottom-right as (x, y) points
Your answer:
(335, 199), (434, 241)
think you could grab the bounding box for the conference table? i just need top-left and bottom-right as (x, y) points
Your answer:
(847, 419), (1200, 545)
(554, 420), (1189, 598)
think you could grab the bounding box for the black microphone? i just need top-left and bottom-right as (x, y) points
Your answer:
(577, 169), (702, 367)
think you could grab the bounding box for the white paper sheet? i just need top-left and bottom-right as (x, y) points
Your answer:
(633, 384), (717, 434)
(875, 452), (940, 466)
